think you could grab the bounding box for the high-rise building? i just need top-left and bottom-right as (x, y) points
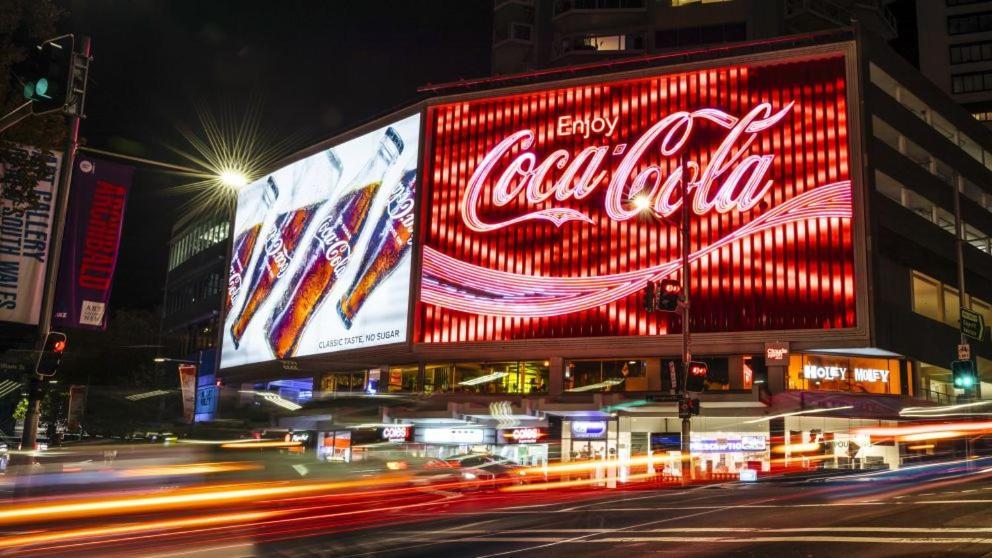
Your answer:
(918, 0), (992, 123)
(161, 214), (228, 421)
(492, 0), (897, 75)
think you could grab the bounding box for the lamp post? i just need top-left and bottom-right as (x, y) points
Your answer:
(636, 167), (693, 484)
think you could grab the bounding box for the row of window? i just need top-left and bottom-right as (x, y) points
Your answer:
(875, 169), (992, 255)
(871, 63), (992, 172)
(165, 271), (222, 317)
(873, 113), (992, 212)
(558, 32), (645, 56)
(950, 40), (992, 65)
(953, 70), (992, 94)
(911, 270), (992, 331)
(948, 10), (992, 35)
(654, 22), (745, 50)
(553, 0), (645, 15)
(168, 219), (229, 271)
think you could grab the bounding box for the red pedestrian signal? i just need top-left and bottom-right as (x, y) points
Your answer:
(36, 331), (67, 377)
(658, 279), (681, 312)
(685, 361), (708, 393)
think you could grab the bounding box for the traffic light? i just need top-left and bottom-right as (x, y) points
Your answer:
(657, 279), (681, 312)
(685, 361), (708, 393)
(952, 359), (977, 389)
(678, 397), (700, 418)
(20, 35), (74, 115)
(35, 331), (67, 377)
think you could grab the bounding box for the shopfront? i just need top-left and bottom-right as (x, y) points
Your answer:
(413, 426), (497, 460)
(495, 426), (549, 466)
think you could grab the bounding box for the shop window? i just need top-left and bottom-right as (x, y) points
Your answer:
(386, 364), (419, 392)
(787, 354), (901, 394)
(424, 361), (549, 394)
(319, 371), (367, 393)
(565, 359), (646, 392)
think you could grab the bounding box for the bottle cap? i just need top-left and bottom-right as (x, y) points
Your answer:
(262, 176), (279, 208)
(381, 127), (404, 161)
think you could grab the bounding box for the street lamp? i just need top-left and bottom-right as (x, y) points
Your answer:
(219, 169), (249, 190)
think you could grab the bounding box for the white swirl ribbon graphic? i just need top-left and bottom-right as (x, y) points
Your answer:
(421, 180), (852, 318)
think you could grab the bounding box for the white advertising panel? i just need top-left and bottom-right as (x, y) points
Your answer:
(221, 114), (419, 368)
(0, 148), (62, 325)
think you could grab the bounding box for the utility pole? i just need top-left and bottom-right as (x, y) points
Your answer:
(679, 167), (692, 483)
(21, 36), (90, 451)
(953, 174), (980, 400)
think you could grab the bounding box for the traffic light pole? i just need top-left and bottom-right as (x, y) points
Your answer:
(680, 172), (692, 484)
(953, 174), (980, 400)
(20, 36), (90, 452)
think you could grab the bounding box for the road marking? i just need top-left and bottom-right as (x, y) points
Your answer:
(429, 536), (992, 545)
(400, 527), (992, 535)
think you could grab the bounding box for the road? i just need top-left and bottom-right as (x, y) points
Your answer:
(9, 456), (992, 557)
(238, 466), (992, 557)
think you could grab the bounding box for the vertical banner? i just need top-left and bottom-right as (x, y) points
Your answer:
(0, 147), (63, 325)
(66, 384), (87, 433)
(179, 364), (197, 423)
(53, 156), (132, 330)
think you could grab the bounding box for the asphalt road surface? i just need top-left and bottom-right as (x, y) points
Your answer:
(231, 467), (992, 558)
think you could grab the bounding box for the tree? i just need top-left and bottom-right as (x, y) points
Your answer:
(0, 0), (65, 210)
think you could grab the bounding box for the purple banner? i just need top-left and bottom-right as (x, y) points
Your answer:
(52, 156), (132, 330)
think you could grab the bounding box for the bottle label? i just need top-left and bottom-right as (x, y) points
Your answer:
(386, 179), (415, 243)
(263, 228), (291, 278)
(315, 217), (354, 278)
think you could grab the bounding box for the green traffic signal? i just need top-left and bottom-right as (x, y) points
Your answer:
(952, 360), (977, 390)
(35, 78), (49, 98)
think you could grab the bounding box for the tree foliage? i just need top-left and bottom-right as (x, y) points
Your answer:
(0, 0), (65, 210)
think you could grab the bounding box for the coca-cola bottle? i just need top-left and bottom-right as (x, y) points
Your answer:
(225, 177), (279, 316)
(229, 150), (343, 348)
(337, 167), (416, 328)
(266, 128), (404, 359)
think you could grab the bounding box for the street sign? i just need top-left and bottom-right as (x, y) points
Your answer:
(959, 343), (972, 361)
(961, 308), (986, 341)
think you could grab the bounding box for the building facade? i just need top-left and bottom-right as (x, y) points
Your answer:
(217, 29), (992, 475)
(918, 0), (992, 123)
(492, 0), (897, 75)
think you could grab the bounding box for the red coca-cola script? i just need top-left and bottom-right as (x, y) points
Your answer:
(419, 54), (854, 343)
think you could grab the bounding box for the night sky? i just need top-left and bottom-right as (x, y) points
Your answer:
(58, 0), (493, 311)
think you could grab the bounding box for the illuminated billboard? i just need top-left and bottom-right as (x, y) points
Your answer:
(419, 54), (854, 343)
(221, 113), (420, 368)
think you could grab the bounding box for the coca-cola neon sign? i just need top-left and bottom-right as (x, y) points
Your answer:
(462, 102), (792, 232)
(420, 55), (855, 342)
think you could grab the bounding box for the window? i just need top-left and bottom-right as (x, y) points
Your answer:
(386, 364), (420, 392)
(554, 0), (645, 15)
(787, 354), (901, 395)
(950, 41), (992, 65)
(911, 270), (992, 327)
(565, 359), (647, 392)
(423, 361), (549, 394)
(654, 22), (745, 49)
(948, 12), (992, 35)
(912, 271), (942, 322)
(953, 70), (992, 94)
(168, 219), (230, 271)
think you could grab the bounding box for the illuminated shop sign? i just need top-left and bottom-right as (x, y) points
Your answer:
(571, 420), (608, 439)
(381, 425), (412, 442)
(420, 427), (488, 444)
(765, 342), (790, 363)
(802, 365), (890, 383)
(689, 434), (767, 453)
(420, 54), (855, 343)
(499, 427), (548, 444)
